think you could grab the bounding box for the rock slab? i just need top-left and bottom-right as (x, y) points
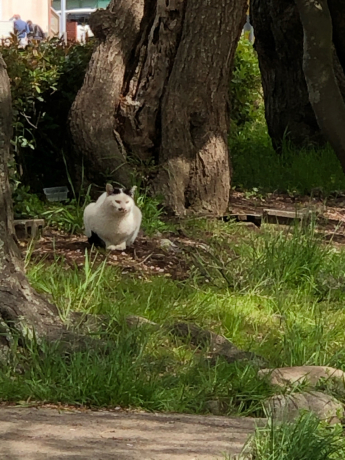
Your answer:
(264, 391), (344, 424)
(258, 366), (345, 390)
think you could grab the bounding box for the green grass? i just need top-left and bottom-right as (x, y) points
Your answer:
(237, 413), (345, 460)
(1, 219), (345, 415)
(0, 336), (272, 414)
(230, 116), (345, 195)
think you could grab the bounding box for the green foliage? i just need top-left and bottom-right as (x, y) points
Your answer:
(0, 334), (272, 413)
(1, 37), (94, 191)
(240, 414), (345, 460)
(3, 217), (345, 410)
(230, 118), (345, 195)
(229, 38), (345, 196)
(12, 179), (91, 234)
(41, 198), (89, 234)
(246, 223), (327, 290)
(12, 184), (45, 219)
(137, 193), (176, 236)
(185, 220), (330, 292)
(3, 37), (65, 154)
(230, 37), (262, 126)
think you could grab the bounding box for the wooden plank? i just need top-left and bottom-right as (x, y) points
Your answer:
(14, 219), (45, 240)
(262, 208), (311, 225)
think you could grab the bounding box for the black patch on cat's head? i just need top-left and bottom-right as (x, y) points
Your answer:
(112, 188), (122, 195)
(123, 188), (133, 197)
(123, 186), (137, 198)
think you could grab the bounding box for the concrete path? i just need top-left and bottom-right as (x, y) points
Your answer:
(0, 407), (262, 459)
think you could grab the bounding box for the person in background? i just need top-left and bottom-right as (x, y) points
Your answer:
(77, 23), (94, 44)
(10, 14), (30, 47)
(27, 20), (45, 42)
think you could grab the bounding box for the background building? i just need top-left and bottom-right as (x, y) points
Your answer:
(0, 0), (50, 34)
(0, 0), (110, 40)
(52, 1), (110, 9)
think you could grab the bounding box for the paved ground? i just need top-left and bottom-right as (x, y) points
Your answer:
(0, 407), (262, 459)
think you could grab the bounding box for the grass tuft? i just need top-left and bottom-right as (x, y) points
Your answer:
(230, 117), (345, 196)
(237, 413), (345, 460)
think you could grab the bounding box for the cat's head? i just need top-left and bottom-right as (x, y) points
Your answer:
(104, 183), (137, 214)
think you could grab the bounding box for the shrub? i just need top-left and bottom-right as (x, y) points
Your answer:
(230, 37), (262, 126)
(1, 36), (94, 192)
(12, 184), (45, 219)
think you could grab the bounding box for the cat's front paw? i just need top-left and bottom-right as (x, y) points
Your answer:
(107, 242), (126, 251)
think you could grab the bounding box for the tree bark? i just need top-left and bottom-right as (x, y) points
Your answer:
(0, 55), (64, 351)
(250, 0), (324, 149)
(154, 0), (246, 215)
(328, 0), (345, 74)
(70, 0), (247, 215)
(250, 0), (345, 151)
(295, 0), (345, 173)
(69, 1), (146, 188)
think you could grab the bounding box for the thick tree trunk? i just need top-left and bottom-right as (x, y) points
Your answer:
(328, 0), (345, 74)
(69, 1), (146, 188)
(0, 55), (64, 350)
(154, 0), (245, 215)
(70, 0), (247, 215)
(295, 0), (345, 173)
(250, 0), (323, 149)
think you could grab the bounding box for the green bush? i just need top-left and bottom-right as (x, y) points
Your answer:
(1, 37), (94, 192)
(12, 185), (45, 219)
(230, 37), (262, 126)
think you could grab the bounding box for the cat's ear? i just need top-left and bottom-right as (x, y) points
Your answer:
(106, 183), (114, 195)
(124, 186), (137, 198)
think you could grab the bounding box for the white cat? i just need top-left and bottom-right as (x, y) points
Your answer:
(83, 184), (142, 250)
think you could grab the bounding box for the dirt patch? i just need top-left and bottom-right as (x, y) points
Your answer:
(0, 406), (262, 460)
(21, 229), (205, 280)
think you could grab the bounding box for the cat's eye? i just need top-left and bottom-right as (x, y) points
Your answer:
(126, 201), (129, 204)
(115, 200), (121, 204)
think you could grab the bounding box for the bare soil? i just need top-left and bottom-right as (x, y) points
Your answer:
(0, 406), (262, 460)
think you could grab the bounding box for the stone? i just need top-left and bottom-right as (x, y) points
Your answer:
(126, 315), (158, 329)
(264, 391), (344, 424)
(158, 238), (178, 251)
(206, 399), (223, 416)
(169, 322), (268, 366)
(68, 312), (108, 334)
(258, 366), (345, 392)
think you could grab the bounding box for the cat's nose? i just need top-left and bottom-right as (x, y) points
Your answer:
(118, 208), (123, 211)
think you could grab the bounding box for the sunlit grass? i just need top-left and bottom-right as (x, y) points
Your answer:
(236, 413), (345, 460)
(8, 219), (345, 414)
